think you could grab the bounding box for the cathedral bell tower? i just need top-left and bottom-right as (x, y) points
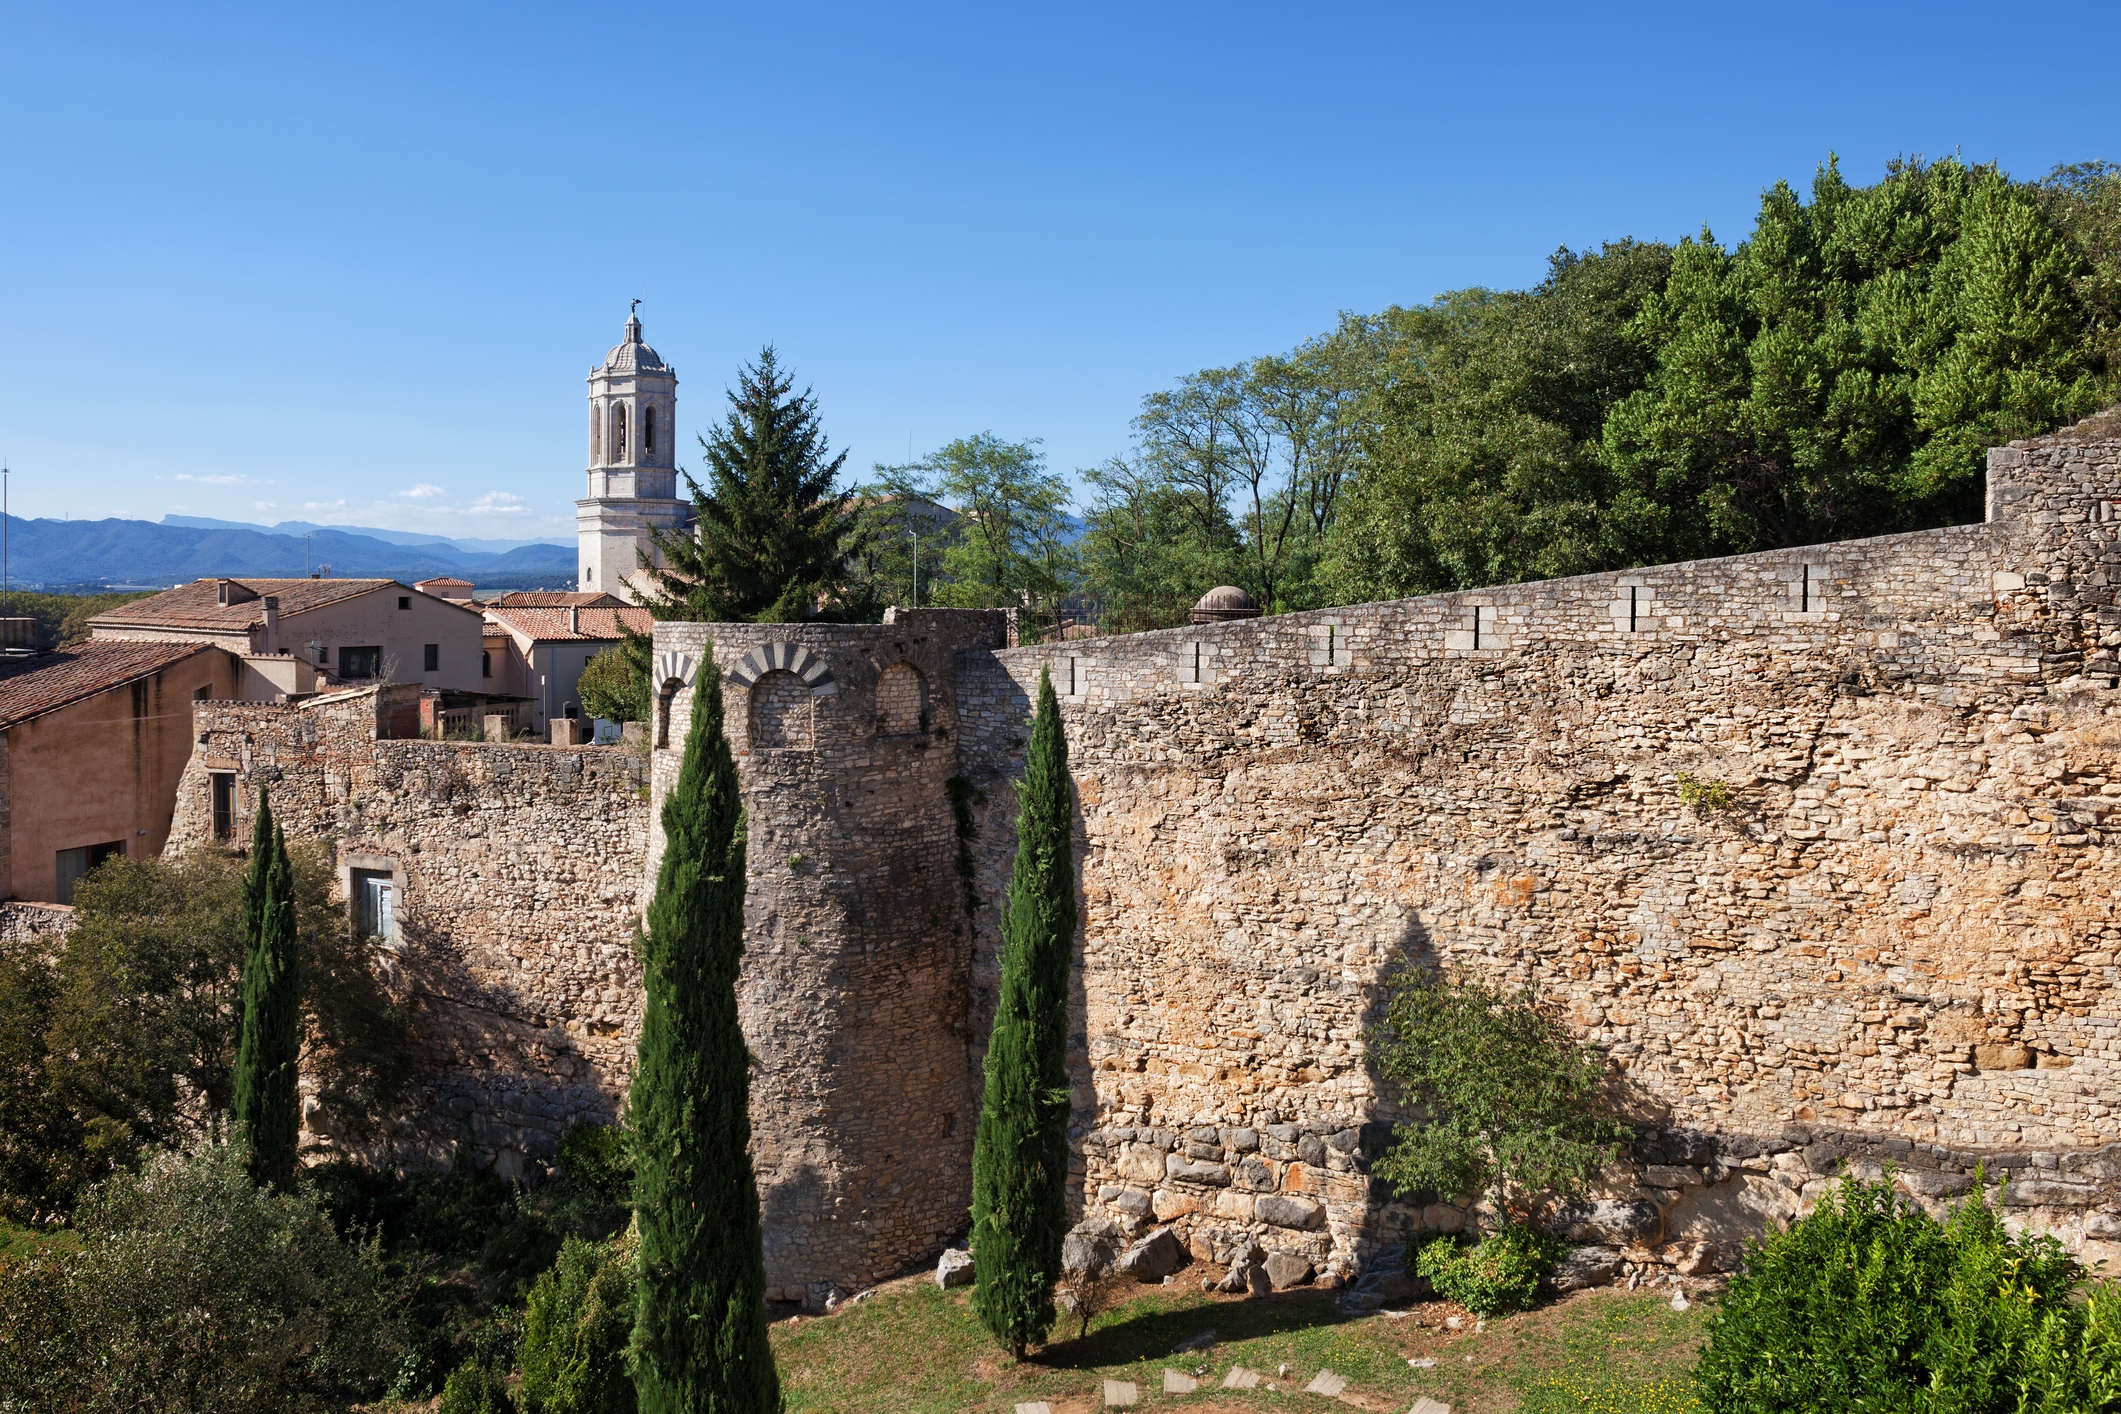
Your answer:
(576, 307), (690, 602)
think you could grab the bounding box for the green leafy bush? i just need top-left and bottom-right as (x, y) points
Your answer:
(520, 1227), (638, 1414)
(440, 1359), (519, 1414)
(556, 1120), (632, 1207)
(1695, 1171), (2091, 1412)
(1370, 970), (1629, 1221)
(1415, 1225), (1561, 1317)
(0, 1143), (405, 1413)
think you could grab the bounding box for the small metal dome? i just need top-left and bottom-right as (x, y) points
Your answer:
(1191, 585), (1261, 623)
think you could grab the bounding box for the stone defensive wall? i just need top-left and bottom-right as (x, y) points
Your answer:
(933, 416), (2121, 1289)
(168, 684), (650, 1173)
(136, 413), (2121, 1310)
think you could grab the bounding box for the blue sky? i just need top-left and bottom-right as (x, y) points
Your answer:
(2, 1), (2116, 542)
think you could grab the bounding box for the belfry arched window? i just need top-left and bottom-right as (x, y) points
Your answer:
(613, 404), (628, 461)
(591, 405), (602, 463)
(643, 405), (656, 454)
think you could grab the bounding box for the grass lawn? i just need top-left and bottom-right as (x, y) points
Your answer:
(0, 1218), (76, 1262)
(772, 1275), (1709, 1413)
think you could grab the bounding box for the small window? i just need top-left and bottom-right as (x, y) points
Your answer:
(339, 646), (383, 679)
(591, 404), (602, 463)
(613, 404), (628, 460)
(352, 868), (395, 942)
(423, 643), (439, 673)
(210, 773), (235, 840)
(398, 596), (411, 610)
(644, 404), (656, 453)
(55, 840), (125, 905)
(481, 650), (491, 679)
(318, 645), (332, 665)
(192, 683), (210, 702)
(584, 566), (594, 583)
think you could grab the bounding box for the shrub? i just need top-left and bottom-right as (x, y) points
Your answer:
(1675, 772), (1737, 813)
(1370, 970), (1629, 1223)
(440, 1359), (519, 1414)
(520, 1227), (638, 1414)
(556, 1120), (632, 1207)
(1415, 1225), (1562, 1317)
(1694, 1171), (2082, 1412)
(0, 1142), (405, 1413)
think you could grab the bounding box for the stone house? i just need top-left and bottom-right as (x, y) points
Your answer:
(480, 592), (651, 733)
(90, 576), (488, 696)
(0, 639), (239, 902)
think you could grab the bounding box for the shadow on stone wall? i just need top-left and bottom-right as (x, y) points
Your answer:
(382, 914), (627, 1180)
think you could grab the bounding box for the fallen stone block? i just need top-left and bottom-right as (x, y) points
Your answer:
(1548, 1245), (1622, 1292)
(1164, 1368), (1199, 1393)
(1063, 1217), (1121, 1275)
(1222, 1365), (1261, 1389)
(1104, 1378), (1139, 1407)
(1409, 1400), (1452, 1414)
(1265, 1250), (1315, 1290)
(1119, 1226), (1185, 1282)
(936, 1247), (975, 1289)
(1170, 1327), (1218, 1353)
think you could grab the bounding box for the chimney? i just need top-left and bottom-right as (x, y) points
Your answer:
(569, 604), (581, 635)
(261, 595), (280, 655)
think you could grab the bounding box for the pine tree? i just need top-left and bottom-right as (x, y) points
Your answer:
(230, 786), (300, 1189)
(970, 667), (1075, 1358)
(628, 658), (779, 1412)
(641, 346), (866, 624)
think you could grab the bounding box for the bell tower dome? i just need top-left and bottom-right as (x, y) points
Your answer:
(576, 306), (691, 602)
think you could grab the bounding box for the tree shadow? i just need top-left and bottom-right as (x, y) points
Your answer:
(1036, 1287), (1354, 1371)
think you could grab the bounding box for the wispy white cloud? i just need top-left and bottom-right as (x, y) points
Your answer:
(253, 501), (278, 511)
(397, 483), (448, 499)
(176, 473), (274, 486)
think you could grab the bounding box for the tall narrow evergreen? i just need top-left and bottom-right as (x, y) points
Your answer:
(629, 657), (779, 1413)
(230, 787), (300, 1189)
(970, 667), (1075, 1358)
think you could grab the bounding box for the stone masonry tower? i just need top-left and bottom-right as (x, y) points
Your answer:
(576, 308), (690, 602)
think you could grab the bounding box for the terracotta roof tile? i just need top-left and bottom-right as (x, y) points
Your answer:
(482, 604), (653, 643)
(87, 577), (406, 633)
(0, 640), (216, 728)
(490, 591), (624, 608)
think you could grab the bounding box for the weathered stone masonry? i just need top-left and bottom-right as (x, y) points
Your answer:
(161, 413), (2121, 1307)
(171, 684), (650, 1174)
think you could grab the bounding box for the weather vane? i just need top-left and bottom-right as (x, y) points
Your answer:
(631, 298), (641, 315)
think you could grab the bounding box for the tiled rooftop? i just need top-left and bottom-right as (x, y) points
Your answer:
(488, 591), (624, 608)
(0, 640), (214, 728)
(482, 603), (653, 643)
(88, 577), (400, 632)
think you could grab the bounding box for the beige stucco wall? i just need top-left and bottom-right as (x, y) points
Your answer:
(2, 647), (239, 902)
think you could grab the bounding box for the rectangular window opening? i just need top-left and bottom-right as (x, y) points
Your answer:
(339, 646), (382, 679)
(210, 773), (235, 840)
(481, 650), (492, 679)
(423, 643), (439, 673)
(398, 596), (411, 610)
(1629, 586), (1639, 633)
(1191, 641), (1202, 683)
(1802, 563), (1812, 613)
(55, 840), (125, 906)
(1067, 657), (1079, 696)
(353, 868), (396, 943)
(1327, 624), (1337, 665)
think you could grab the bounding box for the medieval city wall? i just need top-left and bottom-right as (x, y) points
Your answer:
(170, 685), (651, 1174)
(647, 611), (1009, 1307)
(942, 421), (2121, 1285)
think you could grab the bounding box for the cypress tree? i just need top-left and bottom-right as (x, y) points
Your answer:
(970, 666), (1075, 1358)
(230, 786), (301, 1189)
(629, 656), (779, 1413)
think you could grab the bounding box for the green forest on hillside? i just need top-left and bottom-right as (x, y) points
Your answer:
(847, 156), (2121, 630)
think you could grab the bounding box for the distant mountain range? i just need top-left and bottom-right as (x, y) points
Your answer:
(0, 516), (578, 592)
(160, 516), (566, 556)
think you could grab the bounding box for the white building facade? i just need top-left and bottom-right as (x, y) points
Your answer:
(575, 310), (691, 603)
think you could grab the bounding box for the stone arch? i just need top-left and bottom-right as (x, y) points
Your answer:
(749, 670), (813, 750)
(613, 403), (627, 461)
(643, 403), (656, 454)
(653, 650), (698, 749)
(875, 661), (925, 735)
(591, 403), (602, 463)
(727, 642), (837, 697)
